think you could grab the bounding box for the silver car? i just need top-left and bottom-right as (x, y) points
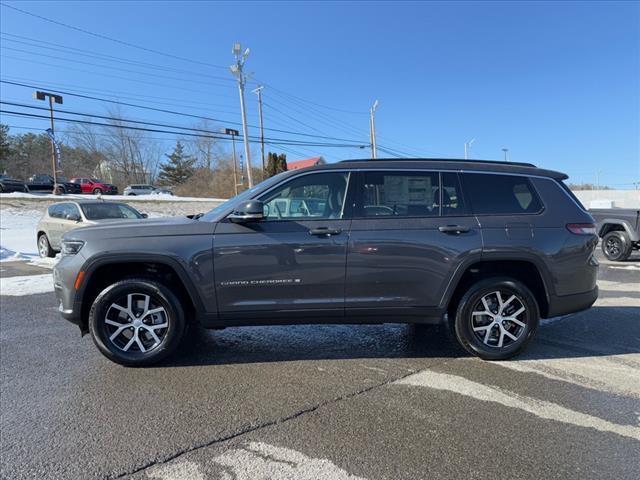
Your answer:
(123, 184), (173, 196)
(36, 200), (147, 258)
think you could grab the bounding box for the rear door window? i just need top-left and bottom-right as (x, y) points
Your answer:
(461, 173), (543, 215)
(359, 171), (439, 217)
(440, 172), (469, 216)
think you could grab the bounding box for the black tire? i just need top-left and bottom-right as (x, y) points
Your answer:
(92, 187), (103, 195)
(88, 278), (186, 366)
(453, 277), (539, 360)
(602, 231), (632, 261)
(0, 184), (4, 193)
(37, 234), (54, 258)
(54, 186), (65, 195)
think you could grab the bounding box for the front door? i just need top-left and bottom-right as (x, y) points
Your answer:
(345, 170), (482, 319)
(213, 171), (353, 321)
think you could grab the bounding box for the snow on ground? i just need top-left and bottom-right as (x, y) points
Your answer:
(0, 191), (226, 202)
(0, 274), (54, 296)
(0, 208), (42, 262)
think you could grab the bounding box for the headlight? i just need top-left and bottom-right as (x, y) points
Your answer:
(61, 240), (85, 256)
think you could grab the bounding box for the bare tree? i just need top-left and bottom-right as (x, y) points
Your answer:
(183, 119), (222, 171)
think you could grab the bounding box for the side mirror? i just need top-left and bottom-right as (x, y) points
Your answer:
(228, 200), (264, 223)
(66, 213), (81, 222)
(141, 213), (148, 218)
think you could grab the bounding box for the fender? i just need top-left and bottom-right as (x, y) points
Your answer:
(438, 251), (554, 313)
(76, 252), (207, 317)
(598, 219), (639, 242)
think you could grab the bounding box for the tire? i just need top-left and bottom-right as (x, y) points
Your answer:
(88, 278), (186, 366)
(54, 186), (65, 195)
(37, 234), (55, 258)
(453, 277), (539, 360)
(602, 231), (632, 261)
(92, 188), (103, 195)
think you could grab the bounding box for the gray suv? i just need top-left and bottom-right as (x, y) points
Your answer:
(53, 159), (599, 366)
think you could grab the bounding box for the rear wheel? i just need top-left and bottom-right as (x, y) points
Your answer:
(88, 279), (186, 366)
(37, 234), (54, 258)
(453, 278), (539, 360)
(602, 231), (632, 261)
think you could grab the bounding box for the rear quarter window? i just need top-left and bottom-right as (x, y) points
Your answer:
(462, 173), (543, 215)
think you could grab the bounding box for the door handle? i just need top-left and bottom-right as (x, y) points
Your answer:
(309, 227), (342, 236)
(438, 225), (470, 234)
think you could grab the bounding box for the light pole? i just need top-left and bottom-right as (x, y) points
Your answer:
(369, 100), (379, 159)
(252, 85), (265, 179)
(230, 43), (253, 188)
(224, 128), (241, 195)
(464, 138), (475, 160)
(34, 90), (63, 194)
(502, 148), (509, 161)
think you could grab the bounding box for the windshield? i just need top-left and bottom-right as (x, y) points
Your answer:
(81, 203), (143, 220)
(200, 171), (290, 221)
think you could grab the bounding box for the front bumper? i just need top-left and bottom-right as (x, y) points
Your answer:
(53, 253), (86, 329)
(546, 285), (599, 318)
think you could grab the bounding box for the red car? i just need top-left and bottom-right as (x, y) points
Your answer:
(70, 177), (118, 195)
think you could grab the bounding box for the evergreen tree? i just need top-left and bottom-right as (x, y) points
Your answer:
(157, 141), (195, 185)
(265, 151), (287, 178)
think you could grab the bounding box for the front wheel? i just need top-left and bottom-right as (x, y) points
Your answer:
(37, 234), (54, 258)
(602, 231), (632, 261)
(88, 279), (186, 366)
(92, 187), (103, 195)
(453, 278), (539, 360)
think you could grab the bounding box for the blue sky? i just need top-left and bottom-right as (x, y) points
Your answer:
(1, 0), (638, 187)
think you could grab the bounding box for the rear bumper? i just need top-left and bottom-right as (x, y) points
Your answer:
(546, 286), (598, 318)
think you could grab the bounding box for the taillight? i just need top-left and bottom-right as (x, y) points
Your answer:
(566, 223), (596, 235)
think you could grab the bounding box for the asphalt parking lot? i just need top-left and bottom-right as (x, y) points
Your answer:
(1, 252), (639, 480)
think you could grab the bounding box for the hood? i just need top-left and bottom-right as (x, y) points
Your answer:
(63, 216), (215, 242)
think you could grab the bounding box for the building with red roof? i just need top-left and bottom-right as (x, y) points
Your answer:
(287, 156), (326, 170)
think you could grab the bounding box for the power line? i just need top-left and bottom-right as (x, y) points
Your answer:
(0, 2), (227, 69)
(0, 80), (369, 144)
(0, 32), (234, 82)
(0, 109), (367, 148)
(0, 45), (234, 88)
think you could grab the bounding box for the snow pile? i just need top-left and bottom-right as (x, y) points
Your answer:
(0, 274), (54, 296)
(0, 208), (42, 262)
(0, 191), (227, 203)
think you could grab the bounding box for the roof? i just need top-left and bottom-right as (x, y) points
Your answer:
(305, 158), (568, 180)
(287, 157), (325, 170)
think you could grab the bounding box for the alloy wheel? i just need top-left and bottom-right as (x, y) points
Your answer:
(104, 293), (169, 353)
(38, 236), (49, 258)
(605, 237), (621, 258)
(470, 291), (527, 349)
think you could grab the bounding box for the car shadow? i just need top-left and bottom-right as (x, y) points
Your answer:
(155, 306), (639, 368)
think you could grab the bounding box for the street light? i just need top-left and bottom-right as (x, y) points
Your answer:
(464, 138), (475, 160)
(33, 90), (63, 194)
(370, 100), (379, 159)
(502, 148), (509, 161)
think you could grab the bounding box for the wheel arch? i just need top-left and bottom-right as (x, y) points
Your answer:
(77, 254), (205, 333)
(442, 257), (551, 319)
(599, 220), (636, 241)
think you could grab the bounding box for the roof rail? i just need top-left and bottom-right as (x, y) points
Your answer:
(339, 158), (537, 168)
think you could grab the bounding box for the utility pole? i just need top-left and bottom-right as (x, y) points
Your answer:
(502, 148), (509, 161)
(464, 138), (475, 160)
(252, 85), (266, 179)
(230, 43), (253, 188)
(224, 128), (241, 195)
(369, 100), (379, 159)
(33, 90), (63, 194)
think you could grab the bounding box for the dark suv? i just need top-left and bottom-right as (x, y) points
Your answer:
(53, 159), (599, 366)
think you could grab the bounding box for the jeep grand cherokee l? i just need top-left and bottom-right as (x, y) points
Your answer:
(53, 159), (599, 366)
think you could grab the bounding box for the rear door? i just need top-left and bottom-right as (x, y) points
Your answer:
(345, 170), (481, 319)
(213, 170), (353, 321)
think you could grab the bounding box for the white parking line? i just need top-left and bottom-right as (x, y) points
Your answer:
(495, 356), (640, 400)
(146, 442), (367, 480)
(395, 370), (640, 441)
